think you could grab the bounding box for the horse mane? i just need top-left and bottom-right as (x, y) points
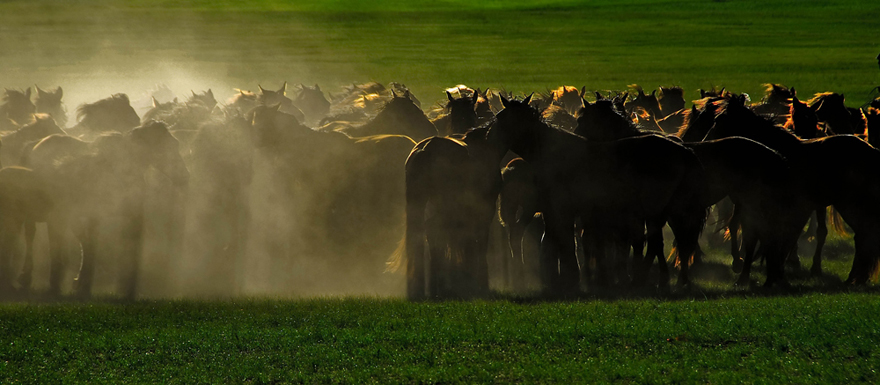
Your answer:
(806, 92), (841, 108)
(76, 94), (130, 123)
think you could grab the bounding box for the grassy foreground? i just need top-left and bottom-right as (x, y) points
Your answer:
(1, 293), (879, 383)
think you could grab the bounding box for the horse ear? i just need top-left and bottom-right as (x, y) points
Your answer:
(790, 87), (796, 97)
(315, 84), (321, 91)
(651, 89), (656, 97)
(152, 96), (160, 108)
(280, 81), (287, 95)
(25, 87), (31, 99)
(56, 87), (63, 98)
(500, 94), (510, 108)
(192, 90), (197, 97)
(35, 85), (45, 96)
(595, 91), (604, 100)
(446, 91), (455, 102)
(173, 97), (178, 103)
(580, 86), (587, 98)
(523, 93), (534, 105)
(258, 85), (267, 94)
(582, 97), (591, 107)
(391, 89), (398, 98)
(404, 89), (411, 99)
(207, 89), (213, 97)
(638, 89), (645, 97)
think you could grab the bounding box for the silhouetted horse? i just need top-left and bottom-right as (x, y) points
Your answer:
(323, 91), (437, 140)
(23, 121), (189, 298)
(293, 84), (331, 126)
(784, 96), (825, 140)
(658, 86), (685, 117)
(0, 114), (66, 167)
(0, 88), (35, 130)
(393, 121), (506, 300)
(227, 89), (260, 114)
(625, 86), (661, 120)
(68, 94), (141, 140)
(551, 86), (586, 116)
(490, 96), (707, 291)
(807, 92), (865, 136)
(705, 95), (880, 285)
(498, 158), (540, 288)
(0, 166), (53, 295)
(867, 108), (880, 148)
(258, 82), (305, 123)
(34, 86), (67, 128)
(751, 84), (795, 124)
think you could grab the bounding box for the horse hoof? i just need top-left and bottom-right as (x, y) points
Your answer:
(731, 258), (744, 274)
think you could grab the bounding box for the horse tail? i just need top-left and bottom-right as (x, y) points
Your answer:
(354, 134), (417, 145)
(827, 206), (847, 237)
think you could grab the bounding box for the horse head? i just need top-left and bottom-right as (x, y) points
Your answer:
(658, 86), (685, 116)
(445, 90), (479, 135)
(188, 89), (217, 110)
(128, 120), (189, 187)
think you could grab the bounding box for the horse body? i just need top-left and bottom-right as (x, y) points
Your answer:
(491, 97), (706, 291)
(69, 94), (141, 140)
(21, 121), (188, 298)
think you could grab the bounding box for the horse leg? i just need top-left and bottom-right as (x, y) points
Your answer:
(729, 208), (743, 273)
(120, 208), (145, 300)
(735, 226), (760, 286)
(810, 208), (828, 276)
(669, 211), (703, 287)
(16, 221), (36, 293)
(426, 216), (449, 298)
(541, 211), (577, 294)
(47, 219), (70, 298)
(0, 219), (19, 295)
(74, 217), (99, 299)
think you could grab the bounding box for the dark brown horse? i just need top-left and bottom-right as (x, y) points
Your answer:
(751, 84), (795, 124)
(324, 91), (437, 141)
(807, 92), (866, 136)
(705, 95), (880, 285)
(392, 122), (506, 300)
(490, 96), (707, 291)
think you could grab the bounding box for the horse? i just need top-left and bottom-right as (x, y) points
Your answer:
(293, 84), (331, 126)
(21, 121), (189, 298)
(625, 86), (662, 119)
(249, 103), (415, 292)
(751, 84), (795, 124)
(0, 88), (35, 130)
(0, 114), (67, 167)
(227, 89), (260, 114)
(807, 92), (866, 136)
(390, 120), (505, 300)
(551, 86), (586, 116)
(0, 166), (53, 295)
(33, 86), (67, 128)
(704, 95), (880, 285)
(322, 90), (437, 141)
(258, 82), (306, 124)
(498, 158), (541, 288)
(658, 86), (686, 117)
(576, 99), (792, 287)
(784, 96), (825, 140)
(68, 94), (141, 140)
(866, 108), (880, 148)
(489, 95), (707, 291)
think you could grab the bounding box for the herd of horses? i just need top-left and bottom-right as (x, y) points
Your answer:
(0, 81), (878, 300)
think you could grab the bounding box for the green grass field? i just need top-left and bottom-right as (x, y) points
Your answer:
(2, 0), (880, 382)
(0, 0), (878, 108)
(2, 293), (879, 383)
